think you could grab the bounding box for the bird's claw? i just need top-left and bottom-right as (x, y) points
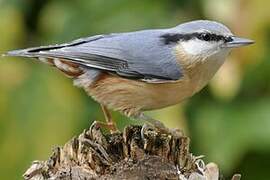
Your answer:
(90, 120), (120, 134)
(140, 123), (183, 141)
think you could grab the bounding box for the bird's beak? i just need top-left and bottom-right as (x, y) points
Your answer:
(223, 36), (255, 48)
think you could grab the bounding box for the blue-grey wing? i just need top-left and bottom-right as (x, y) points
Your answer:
(7, 30), (182, 82)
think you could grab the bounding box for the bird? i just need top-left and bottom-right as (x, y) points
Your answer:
(4, 20), (254, 134)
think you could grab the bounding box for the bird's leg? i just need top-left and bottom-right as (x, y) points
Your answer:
(94, 104), (119, 133)
(134, 113), (182, 138)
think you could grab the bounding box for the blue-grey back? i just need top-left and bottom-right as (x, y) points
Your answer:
(64, 29), (182, 80)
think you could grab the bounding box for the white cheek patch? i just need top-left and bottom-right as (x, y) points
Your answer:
(181, 39), (216, 56)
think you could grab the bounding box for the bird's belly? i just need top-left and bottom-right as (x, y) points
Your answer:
(85, 73), (195, 116)
(139, 80), (194, 110)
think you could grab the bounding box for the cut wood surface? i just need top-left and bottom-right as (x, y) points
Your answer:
(23, 123), (241, 180)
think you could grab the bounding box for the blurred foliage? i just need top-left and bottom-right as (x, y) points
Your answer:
(0, 0), (269, 179)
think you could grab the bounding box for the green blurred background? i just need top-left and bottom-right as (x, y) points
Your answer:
(0, 0), (269, 179)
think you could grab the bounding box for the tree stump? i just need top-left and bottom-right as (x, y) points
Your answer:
(23, 123), (241, 180)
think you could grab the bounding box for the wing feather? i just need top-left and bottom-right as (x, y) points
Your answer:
(6, 30), (183, 82)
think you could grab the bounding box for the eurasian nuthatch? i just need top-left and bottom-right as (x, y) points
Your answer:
(5, 20), (254, 134)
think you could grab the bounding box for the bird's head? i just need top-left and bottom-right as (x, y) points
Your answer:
(163, 20), (254, 62)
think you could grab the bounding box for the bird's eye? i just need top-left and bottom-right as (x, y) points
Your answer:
(224, 36), (233, 42)
(199, 33), (211, 41)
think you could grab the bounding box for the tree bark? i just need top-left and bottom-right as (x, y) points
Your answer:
(23, 123), (241, 180)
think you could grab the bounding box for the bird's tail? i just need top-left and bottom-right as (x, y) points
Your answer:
(3, 47), (57, 67)
(3, 46), (85, 78)
(3, 43), (69, 58)
(4, 48), (35, 58)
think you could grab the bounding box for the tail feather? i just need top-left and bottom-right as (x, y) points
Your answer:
(4, 48), (35, 58)
(3, 47), (102, 89)
(4, 47), (83, 77)
(4, 44), (63, 58)
(4, 36), (92, 58)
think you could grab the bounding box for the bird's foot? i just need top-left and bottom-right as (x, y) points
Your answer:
(133, 113), (183, 138)
(91, 120), (120, 134)
(141, 123), (183, 140)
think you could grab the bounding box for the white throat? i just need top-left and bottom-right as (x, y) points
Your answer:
(178, 40), (231, 93)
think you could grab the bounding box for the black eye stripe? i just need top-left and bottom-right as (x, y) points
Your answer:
(161, 33), (233, 44)
(224, 36), (233, 42)
(195, 33), (232, 42)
